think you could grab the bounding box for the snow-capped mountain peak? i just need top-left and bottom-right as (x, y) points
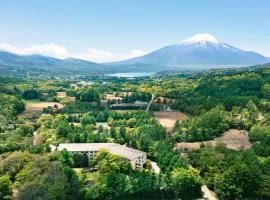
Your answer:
(111, 33), (268, 68)
(180, 33), (222, 45)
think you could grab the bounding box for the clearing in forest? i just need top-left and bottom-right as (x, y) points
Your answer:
(154, 111), (188, 129)
(176, 129), (252, 151)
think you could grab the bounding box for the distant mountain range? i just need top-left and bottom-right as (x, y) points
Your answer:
(0, 33), (269, 76)
(0, 51), (105, 72)
(0, 51), (166, 77)
(111, 34), (269, 69)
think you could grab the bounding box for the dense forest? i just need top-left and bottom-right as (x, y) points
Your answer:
(0, 66), (270, 199)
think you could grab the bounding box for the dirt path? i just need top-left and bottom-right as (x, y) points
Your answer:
(146, 94), (155, 112)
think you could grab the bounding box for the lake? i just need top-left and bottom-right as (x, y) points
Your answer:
(106, 72), (155, 78)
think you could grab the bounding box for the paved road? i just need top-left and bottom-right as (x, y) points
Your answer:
(146, 94), (155, 112)
(151, 161), (161, 174)
(201, 185), (218, 200)
(33, 131), (38, 146)
(188, 165), (218, 200)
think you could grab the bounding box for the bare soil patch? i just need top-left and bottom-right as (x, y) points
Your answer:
(176, 129), (251, 151)
(154, 111), (188, 129)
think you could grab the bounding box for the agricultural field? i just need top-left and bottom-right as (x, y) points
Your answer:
(25, 101), (64, 111)
(18, 101), (64, 119)
(154, 111), (188, 130)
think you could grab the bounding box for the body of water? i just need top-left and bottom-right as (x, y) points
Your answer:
(106, 72), (155, 78)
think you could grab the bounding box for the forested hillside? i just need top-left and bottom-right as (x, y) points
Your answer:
(0, 66), (270, 199)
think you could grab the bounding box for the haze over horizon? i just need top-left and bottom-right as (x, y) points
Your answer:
(0, 0), (269, 62)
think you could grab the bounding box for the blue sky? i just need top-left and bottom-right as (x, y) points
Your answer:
(0, 0), (269, 62)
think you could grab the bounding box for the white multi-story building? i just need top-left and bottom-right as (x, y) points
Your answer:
(58, 143), (147, 170)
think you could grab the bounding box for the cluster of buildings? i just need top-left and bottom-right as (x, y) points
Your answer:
(58, 143), (147, 170)
(110, 101), (149, 109)
(70, 81), (95, 89)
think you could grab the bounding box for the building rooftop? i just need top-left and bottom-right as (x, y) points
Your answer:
(58, 143), (146, 161)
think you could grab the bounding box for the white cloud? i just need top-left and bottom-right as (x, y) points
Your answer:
(0, 43), (69, 59)
(71, 48), (148, 63)
(127, 49), (148, 58)
(0, 43), (148, 62)
(71, 48), (115, 62)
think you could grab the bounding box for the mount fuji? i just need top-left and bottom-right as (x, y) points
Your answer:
(111, 34), (269, 69)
